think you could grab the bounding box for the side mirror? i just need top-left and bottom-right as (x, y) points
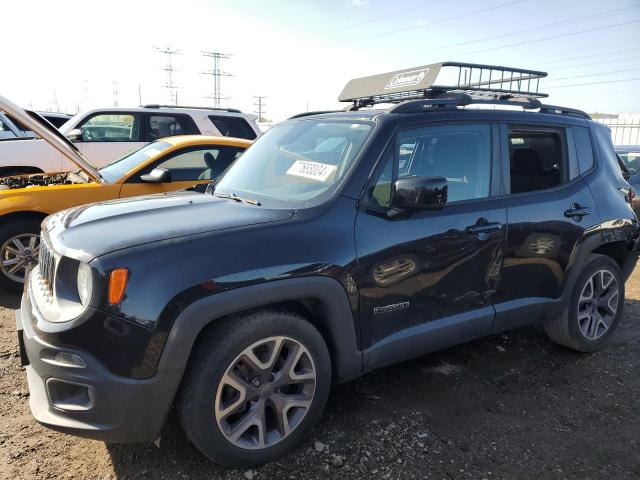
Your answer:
(628, 167), (637, 176)
(140, 168), (171, 183)
(394, 176), (448, 211)
(66, 128), (82, 142)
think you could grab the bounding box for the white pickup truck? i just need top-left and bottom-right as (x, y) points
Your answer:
(0, 104), (260, 176)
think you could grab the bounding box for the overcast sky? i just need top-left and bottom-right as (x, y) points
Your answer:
(2, 0), (639, 120)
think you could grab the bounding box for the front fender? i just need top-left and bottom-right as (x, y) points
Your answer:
(156, 276), (363, 383)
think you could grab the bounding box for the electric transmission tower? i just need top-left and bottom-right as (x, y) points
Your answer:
(112, 81), (119, 107)
(254, 96), (267, 122)
(154, 46), (181, 105)
(202, 51), (232, 108)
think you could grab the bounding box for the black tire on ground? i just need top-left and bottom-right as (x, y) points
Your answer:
(176, 310), (332, 468)
(544, 254), (625, 352)
(0, 218), (42, 293)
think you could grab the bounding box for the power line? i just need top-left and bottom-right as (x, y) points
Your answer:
(339, 0), (444, 30)
(440, 5), (639, 50)
(154, 46), (181, 105)
(332, 0), (526, 45)
(529, 45), (640, 66)
(546, 54), (640, 71)
(547, 68), (638, 83)
(202, 51), (232, 109)
(254, 96), (267, 122)
(546, 78), (640, 89)
(464, 19), (640, 55)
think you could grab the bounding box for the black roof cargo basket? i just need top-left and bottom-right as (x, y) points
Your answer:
(339, 62), (548, 108)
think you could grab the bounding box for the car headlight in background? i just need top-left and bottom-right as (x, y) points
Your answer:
(76, 262), (93, 307)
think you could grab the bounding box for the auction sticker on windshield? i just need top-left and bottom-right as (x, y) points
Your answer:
(286, 160), (337, 181)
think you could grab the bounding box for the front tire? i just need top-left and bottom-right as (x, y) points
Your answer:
(177, 310), (332, 467)
(544, 254), (624, 352)
(0, 219), (42, 293)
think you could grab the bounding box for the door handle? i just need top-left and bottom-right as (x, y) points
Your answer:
(466, 220), (503, 235)
(564, 204), (592, 219)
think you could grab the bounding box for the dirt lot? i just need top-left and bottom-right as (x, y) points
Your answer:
(1, 272), (639, 480)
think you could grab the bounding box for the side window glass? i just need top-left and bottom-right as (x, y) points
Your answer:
(509, 129), (565, 194)
(367, 125), (492, 206)
(79, 113), (139, 142)
(152, 147), (245, 182)
(0, 118), (17, 139)
(573, 128), (595, 174)
(367, 147), (394, 208)
(401, 124), (491, 203)
(208, 115), (257, 140)
(146, 115), (194, 141)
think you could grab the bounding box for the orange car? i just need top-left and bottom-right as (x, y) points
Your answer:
(0, 95), (251, 291)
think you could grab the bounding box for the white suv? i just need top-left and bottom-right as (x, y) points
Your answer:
(0, 104), (260, 176)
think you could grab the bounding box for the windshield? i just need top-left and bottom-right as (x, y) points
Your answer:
(617, 149), (640, 173)
(99, 141), (170, 182)
(214, 119), (373, 207)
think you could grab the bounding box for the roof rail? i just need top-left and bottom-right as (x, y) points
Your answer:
(536, 104), (590, 119)
(141, 104), (242, 113)
(339, 62), (547, 109)
(386, 95), (590, 119)
(288, 110), (342, 119)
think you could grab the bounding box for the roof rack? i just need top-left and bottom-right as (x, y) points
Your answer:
(339, 62), (547, 109)
(141, 104), (242, 113)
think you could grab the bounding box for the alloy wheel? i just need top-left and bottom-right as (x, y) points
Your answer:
(0, 234), (39, 283)
(215, 336), (316, 450)
(577, 269), (619, 340)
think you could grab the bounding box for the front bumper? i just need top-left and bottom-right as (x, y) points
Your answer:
(16, 291), (184, 443)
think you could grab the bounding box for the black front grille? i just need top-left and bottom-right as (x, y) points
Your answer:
(39, 240), (56, 293)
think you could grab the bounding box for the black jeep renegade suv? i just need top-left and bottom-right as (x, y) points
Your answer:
(15, 63), (639, 467)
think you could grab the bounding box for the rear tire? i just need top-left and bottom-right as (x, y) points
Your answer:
(0, 219), (42, 293)
(177, 310), (332, 468)
(544, 254), (624, 352)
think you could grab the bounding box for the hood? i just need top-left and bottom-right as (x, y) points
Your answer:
(0, 95), (103, 182)
(43, 190), (295, 261)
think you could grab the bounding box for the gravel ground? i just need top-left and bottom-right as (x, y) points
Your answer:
(1, 270), (639, 480)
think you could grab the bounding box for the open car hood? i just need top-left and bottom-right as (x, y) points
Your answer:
(0, 95), (103, 182)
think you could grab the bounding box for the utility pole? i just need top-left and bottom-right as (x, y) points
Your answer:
(254, 96), (267, 122)
(201, 51), (232, 108)
(154, 46), (181, 105)
(112, 81), (119, 107)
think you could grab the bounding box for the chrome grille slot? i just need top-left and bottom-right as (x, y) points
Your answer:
(38, 240), (56, 295)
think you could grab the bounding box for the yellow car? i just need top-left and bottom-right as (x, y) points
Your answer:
(0, 95), (251, 291)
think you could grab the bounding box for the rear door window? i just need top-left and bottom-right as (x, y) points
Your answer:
(145, 114), (199, 141)
(508, 128), (567, 194)
(208, 115), (257, 140)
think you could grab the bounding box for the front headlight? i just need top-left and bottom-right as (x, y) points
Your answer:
(77, 262), (93, 307)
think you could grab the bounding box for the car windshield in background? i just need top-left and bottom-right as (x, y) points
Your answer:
(214, 120), (373, 207)
(99, 141), (170, 182)
(617, 149), (640, 173)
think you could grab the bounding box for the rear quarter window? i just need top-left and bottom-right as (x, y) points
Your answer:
(593, 125), (626, 181)
(208, 115), (257, 140)
(573, 127), (595, 174)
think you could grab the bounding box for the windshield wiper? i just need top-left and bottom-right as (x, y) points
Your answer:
(215, 192), (262, 206)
